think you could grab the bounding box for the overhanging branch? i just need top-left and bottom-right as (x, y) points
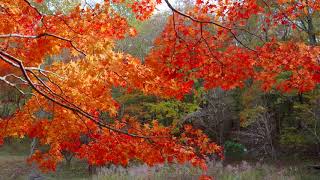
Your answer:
(0, 50), (167, 139)
(0, 33), (86, 56)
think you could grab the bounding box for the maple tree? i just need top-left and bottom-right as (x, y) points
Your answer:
(0, 0), (319, 178)
(0, 0), (222, 174)
(147, 0), (320, 93)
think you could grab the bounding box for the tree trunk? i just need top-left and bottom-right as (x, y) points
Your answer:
(307, 16), (316, 45)
(28, 138), (44, 180)
(65, 155), (72, 169)
(62, 151), (73, 169)
(88, 164), (97, 176)
(306, 0), (317, 45)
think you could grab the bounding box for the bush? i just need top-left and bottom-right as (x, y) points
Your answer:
(224, 141), (247, 160)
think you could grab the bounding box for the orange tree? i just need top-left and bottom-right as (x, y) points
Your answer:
(0, 0), (319, 174)
(0, 0), (222, 173)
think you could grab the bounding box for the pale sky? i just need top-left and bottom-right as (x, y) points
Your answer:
(81, 0), (177, 13)
(155, 1), (172, 12)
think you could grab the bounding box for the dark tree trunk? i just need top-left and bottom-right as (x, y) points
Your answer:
(306, 0), (317, 45)
(88, 165), (97, 176)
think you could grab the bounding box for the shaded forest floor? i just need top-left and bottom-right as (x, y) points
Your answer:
(0, 142), (320, 180)
(0, 153), (88, 180)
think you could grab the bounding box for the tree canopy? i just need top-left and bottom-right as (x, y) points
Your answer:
(0, 0), (319, 176)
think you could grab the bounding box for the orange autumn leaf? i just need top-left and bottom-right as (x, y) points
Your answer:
(129, 28), (137, 37)
(34, 0), (44, 3)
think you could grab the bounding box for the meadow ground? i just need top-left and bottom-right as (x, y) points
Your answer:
(0, 142), (319, 180)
